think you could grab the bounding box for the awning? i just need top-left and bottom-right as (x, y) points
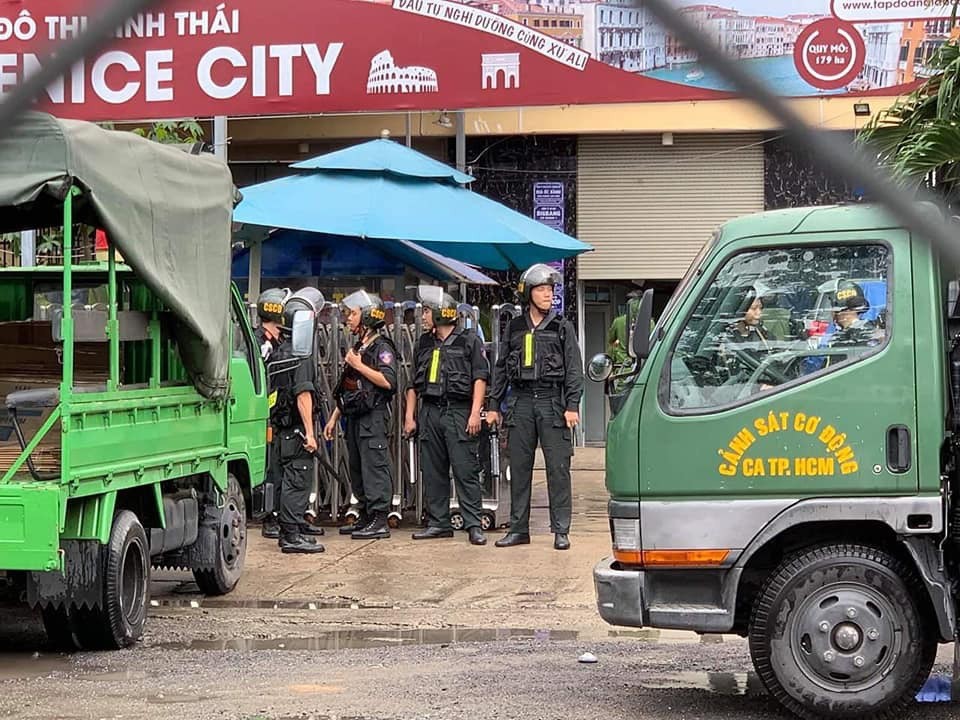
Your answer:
(233, 138), (591, 272)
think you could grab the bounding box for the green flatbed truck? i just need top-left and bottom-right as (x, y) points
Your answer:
(0, 113), (270, 649)
(590, 203), (960, 719)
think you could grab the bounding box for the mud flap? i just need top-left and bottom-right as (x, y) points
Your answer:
(27, 539), (102, 610)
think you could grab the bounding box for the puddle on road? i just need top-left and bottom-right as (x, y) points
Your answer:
(640, 671), (955, 703)
(150, 597), (354, 610)
(157, 627), (578, 651)
(642, 671), (765, 696)
(0, 653), (71, 680)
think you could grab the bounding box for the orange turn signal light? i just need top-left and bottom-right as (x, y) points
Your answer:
(266, 426), (273, 443)
(614, 549), (730, 567)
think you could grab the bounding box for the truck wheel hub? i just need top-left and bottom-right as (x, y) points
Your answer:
(220, 498), (244, 568)
(791, 585), (898, 691)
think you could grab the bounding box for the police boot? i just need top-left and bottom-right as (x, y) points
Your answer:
(339, 513), (368, 535)
(261, 515), (280, 539)
(279, 526), (325, 554)
(468, 527), (487, 546)
(299, 523), (325, 537)
(495, 532), (531, 547)
(352, 511), (390, 540)
(554, 533), (570, 551)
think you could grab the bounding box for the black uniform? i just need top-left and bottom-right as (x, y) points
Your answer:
(335, 334), (398, 517)
(411, 327), (489, 530)
(255, 325), (282, 520)
(270, 339), (318, 539)
(489, 310), (583, 535)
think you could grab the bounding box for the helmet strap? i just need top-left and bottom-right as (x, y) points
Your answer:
(435, 324), (455, 341)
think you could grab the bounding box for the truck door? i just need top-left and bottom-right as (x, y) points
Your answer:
(228, 290), (268, 453)
(638, 234), (916, 546)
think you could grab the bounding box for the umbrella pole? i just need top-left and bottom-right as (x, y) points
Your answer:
(454, 111), (466, 174)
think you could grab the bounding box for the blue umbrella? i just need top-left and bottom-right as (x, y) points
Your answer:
(233, 138), (592, 271)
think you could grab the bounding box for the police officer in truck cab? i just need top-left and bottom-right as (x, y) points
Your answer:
(404, 286), (489, 546)
(269, 298), (325, 554)
(486, 264), (583, 551)
(324, 290), (398, 540)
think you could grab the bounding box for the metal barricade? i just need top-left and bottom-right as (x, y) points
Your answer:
(305, 298), (516, 531)
(310, 303), (354, 523)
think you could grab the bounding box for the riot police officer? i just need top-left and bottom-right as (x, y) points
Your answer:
(486, 264), (583, 551)
(404, 286), (489, 545)
(270, 301), (325, 554)
(255, 288), (287, 540)
(324, 290), (398, 540)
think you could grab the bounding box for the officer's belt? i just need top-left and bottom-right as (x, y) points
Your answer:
(513, 381), (563, 395)
(422, 397), (472, 408)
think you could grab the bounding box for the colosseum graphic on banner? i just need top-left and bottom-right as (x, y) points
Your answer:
(0, 0), (952, 121)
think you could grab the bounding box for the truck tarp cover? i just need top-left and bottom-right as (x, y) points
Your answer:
(0, 112), (233, 399)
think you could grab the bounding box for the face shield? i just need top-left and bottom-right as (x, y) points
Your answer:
(289, 286), (325, 313)
(340, 289), (375, 313)
(416, 285), (445, 309)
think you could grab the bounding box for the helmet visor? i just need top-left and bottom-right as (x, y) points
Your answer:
(340, 290), (375, 312)
(416, 285), (445, 309)
(524, 264), (561, 289)
(290, 287), (325, 313)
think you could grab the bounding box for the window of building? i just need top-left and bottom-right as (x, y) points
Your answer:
(899, 44), (909, 62)
(664, 244), (890, 412)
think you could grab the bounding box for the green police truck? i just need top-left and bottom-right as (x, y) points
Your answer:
(0, 113), (272, 650)
(590, 203), (960, 719)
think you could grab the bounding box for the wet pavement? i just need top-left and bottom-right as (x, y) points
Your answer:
(0, 449), (957, 718)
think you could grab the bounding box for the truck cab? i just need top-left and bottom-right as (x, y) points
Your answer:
(591, 203), (958, 719)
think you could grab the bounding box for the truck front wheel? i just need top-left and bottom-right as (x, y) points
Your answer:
(749, 543), (936, 720)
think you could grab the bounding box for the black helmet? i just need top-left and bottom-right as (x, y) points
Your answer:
(832, 280), (869, 314)
(517, 263), (561, 303)
(283, 287), (325, 327)
(257, 288), (288, 323)
(341, 290), (386, 330)
(417, 285), (458, 326)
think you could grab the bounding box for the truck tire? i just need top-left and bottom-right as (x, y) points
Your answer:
(749, 543), (936, 720)
(193, 474), (246, 596)
(76, 510), (150, 650)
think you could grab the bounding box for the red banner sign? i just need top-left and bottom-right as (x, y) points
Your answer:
(0, 0), (927, 122)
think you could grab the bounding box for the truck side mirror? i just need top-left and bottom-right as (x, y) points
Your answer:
(587, 353), (615, 382)
(290, 309), (315, 358)
(630, 289), (655, 360)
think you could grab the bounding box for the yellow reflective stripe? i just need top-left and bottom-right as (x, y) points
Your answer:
(268, 390), (277, 409)
(428, 348), (441, 383)
(523, 332), (534, 367)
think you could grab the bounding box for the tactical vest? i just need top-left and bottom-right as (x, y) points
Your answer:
(419, 330), (474, 400)
(335, 335), (397, 416)
(508, 312), (566, 384)
(269, 343), (298, 428)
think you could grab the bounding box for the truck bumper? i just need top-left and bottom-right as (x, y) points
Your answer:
(0, 483), (61, 572)
(594, 556), (646, 627)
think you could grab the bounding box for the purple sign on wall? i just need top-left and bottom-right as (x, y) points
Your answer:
(533, 182), (564, 207)
(533, 205), (564, 231)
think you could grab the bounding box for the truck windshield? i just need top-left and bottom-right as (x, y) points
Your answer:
(653, 229), (718, 339)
